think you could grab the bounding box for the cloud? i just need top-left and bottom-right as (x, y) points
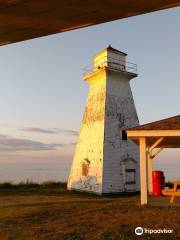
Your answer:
(21, 127), (78, 136)
(68, 142), (76, 146)
(0, 134), (8, 138)
(21, 128), (59, 134)
(0, 135), (64, 152)
(52, 128), (78, 136)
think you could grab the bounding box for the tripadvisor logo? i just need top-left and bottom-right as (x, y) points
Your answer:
(135, 226), (173, 235)
(135, 227), (143, 236)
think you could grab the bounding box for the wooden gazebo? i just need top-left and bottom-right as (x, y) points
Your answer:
(125, 115), (180, 205)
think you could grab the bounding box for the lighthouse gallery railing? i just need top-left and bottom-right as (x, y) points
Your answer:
(83, 56), (137, 77)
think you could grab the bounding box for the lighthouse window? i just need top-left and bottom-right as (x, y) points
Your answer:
(125, 169), (136, 184)
(122, 130), (127, 140)
(82, 162), (89, 176)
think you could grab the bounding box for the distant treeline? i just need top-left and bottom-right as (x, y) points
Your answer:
(0, 180), (67, 190)
(0, 180), (178, 191)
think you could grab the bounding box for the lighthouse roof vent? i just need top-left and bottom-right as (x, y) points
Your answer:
(107, 45), (127, 56)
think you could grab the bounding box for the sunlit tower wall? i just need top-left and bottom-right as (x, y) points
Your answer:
(67, 46), (140, 194)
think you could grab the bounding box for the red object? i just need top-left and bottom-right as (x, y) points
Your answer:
(152, 171), (165, 197)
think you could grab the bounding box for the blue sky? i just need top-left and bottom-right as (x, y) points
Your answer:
(0, 7), (179, 182)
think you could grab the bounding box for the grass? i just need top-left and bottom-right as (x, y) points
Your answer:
(0, 182), (179, 240)
(0, 180), (67, 190)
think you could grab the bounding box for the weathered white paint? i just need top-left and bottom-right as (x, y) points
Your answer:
(67, 70), (106, 194)
(67, 47), (139, 194)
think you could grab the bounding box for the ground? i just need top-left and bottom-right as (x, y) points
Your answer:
(0, 186), (179, 240)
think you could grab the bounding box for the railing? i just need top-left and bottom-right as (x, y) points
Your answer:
(83, 56), (137, 77)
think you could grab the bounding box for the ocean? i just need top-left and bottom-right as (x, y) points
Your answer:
(0, 162), (179, 183)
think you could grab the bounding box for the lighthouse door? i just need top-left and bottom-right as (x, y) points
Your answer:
(122, 158), (137, 192)
(125, 168), (136, 190)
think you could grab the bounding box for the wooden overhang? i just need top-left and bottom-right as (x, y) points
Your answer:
(0, 0), (180, 46)
(125, 115), (180, 205)
(125, 115), (180, 148)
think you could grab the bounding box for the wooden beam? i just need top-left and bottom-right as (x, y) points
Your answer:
(151, 148), (164, 159)
(147, 148), (152, 194)
(127, 130), (180, 137)
(147, 138), (164, 194)
(149, 137), (164, 152)
(139, 137), (148, 205)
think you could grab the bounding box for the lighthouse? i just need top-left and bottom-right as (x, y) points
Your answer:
(67, 46), (140, 194)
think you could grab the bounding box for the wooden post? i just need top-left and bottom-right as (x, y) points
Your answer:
(147, 138), (164, 195)
(147, 149), (152, 194)
(139, 137), (147, 205)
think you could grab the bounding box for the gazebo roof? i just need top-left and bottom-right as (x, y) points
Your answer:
(127, 115), (180, 131)
(125, 115), (180, 148)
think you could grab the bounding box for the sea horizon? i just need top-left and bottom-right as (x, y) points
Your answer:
(0, 162), (179, 183)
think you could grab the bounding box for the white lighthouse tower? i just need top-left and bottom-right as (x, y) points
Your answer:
(67, 46), (140, 194)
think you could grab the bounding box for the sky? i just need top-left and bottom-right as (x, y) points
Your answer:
(0, 7), (180, 182)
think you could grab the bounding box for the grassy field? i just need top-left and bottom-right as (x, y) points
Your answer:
(0, 182), (179, 240)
